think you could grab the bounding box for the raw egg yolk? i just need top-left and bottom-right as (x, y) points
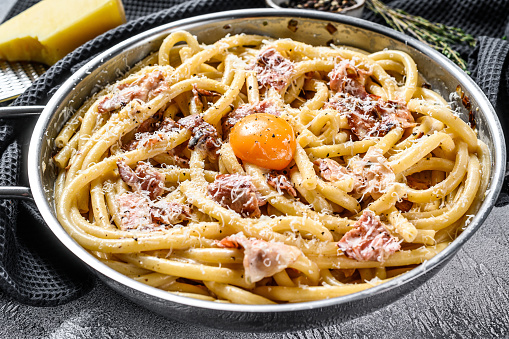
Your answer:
(229, 113), (296, 170)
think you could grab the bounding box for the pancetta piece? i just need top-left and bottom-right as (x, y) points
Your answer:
(223, 99), (281, 135)
(349, 147), (396, 197)
(377, 99), (415, 130)
(98, 70), (168, 113)
(116, 192), (190, 231)
(217, 233), (302, 283)
(208, 174), (266, 218)
(178, 115), (222, 156)
(326, 94), (415, 140)
(135, 111), (164, 134)
(406, 175), (431, 190)
(338, 210), (400, 262)
(116, 193), (152, 231)
(117, 161), (165, 200)
(150, 200), (191, 225)
(124, 117), (183, 151)
(266, 170), (297, 197)
(395, 199), (413, 212)
(250, 48), (295, 91)
(314, 158), (352, 182)
(328, 59), (371, 98)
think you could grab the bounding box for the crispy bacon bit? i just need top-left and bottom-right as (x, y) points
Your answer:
(116, 192), (190, 231)
(315, 149), (395, 198)
(98, 71), (168, 113)
(217, 237), (242, 249)
(338, 210), (400, 262)
(123, 117), (182, 151)
(326, 93), (415, 140)
(406, 176), (431, 190)
(150, 200), (191, 225)
(116, 193), (151, 231)
(193, 84), (221, 98)
(208, 174), (266, 218)
(191, 84), (221, 112)
(223, 99), (281, 135)
(165, 143), (190, 168)
(250, 48), (295, 91)
(136, 111), (164, 134)
(395, 199), (413, 212)
(178, 115), (221, 156)
(266, 170), (297, 197)
(217, 233), (302, 283)
(314, 158), (351, 182)
(349, 147), (396, 197)
(328, 60), (371, 98)
(377, 99), (415, 130)
(117, 161), (165, 200)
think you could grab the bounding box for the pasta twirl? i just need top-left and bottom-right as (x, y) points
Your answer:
(54, 31), (488, 304)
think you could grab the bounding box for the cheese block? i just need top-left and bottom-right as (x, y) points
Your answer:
(0, 0), (126, 65)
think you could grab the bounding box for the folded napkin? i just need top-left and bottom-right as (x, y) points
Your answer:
(2, 0), (508, 306)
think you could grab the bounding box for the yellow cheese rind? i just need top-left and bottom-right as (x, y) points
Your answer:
(0, 0), (126, 65)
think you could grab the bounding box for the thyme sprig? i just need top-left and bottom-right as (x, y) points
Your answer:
(367, 0), (476, 72)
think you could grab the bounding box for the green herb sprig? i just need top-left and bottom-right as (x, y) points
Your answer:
(367, 0), (476, 72)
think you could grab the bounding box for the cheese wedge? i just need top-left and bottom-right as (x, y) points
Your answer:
(0, 0), (126, 65)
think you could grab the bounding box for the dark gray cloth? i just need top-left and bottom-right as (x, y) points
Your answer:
(2, 0), (509, 306)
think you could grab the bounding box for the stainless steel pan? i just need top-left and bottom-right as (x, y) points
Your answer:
(1, 9), (505, 332)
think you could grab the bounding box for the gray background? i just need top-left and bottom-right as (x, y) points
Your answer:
(1, 0), (508, 337)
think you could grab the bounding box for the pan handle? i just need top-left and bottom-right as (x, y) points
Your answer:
(0, 105), (45, 118)
(0, 187), (32, 200)
(0, 105), (45, 201)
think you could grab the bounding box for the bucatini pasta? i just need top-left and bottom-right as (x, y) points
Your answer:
(54, 31), (489, 304)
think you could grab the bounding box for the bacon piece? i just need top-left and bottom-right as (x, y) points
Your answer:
(208, 174), (266, 218)
(217, 237), (243, 249)
(266, 170), (297, 197)
(328, 60), (371, 98)
(178, 115), (221, 156)
(326, 94), (380, 139)
(116, 193), (152, 231)
(136, 111), (164, 134)
(98, 71), (168, 113)
(165, 143), (190, 168)
(116, 192), (190, 231)
(314, 158), (352, 182)
(250, 48), (295, 91)
(191, 84), (221, 112)
(117, 161), (165, 200)
(192, 84), (221, 102)
(377, 99), (415, 130)
(349, 147), (396, 197)
(218, 233), (302, 283)
(338, 210), (400, 262)
(395, 199), (413, 212)
(223, 99), (281, 136)
(406, 176), (431, 190)
(326, 94), (415, 140)
(123, 117), (182, 151)
(150, 200), (191, 225)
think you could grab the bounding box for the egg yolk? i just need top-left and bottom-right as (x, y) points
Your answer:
(229, 113), (296, 170)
